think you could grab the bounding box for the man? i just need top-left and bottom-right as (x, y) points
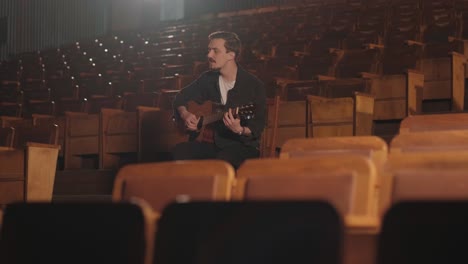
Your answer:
(172, 31), (266, 169)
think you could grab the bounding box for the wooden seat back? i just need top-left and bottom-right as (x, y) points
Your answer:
(390, 130), (468, 154)
(100, 108), (137, 169)
(113, 160), (235, 213)
(280, 136), (388, 168)
(399, 112), (468, 133)
(306, 93), (374, 137)
(380, 152), (468, 216)
(236, 156), (378, 227)
(0, 201), (153, 264)
(154, 201), (343, 264)
(377, 201), (468, 264)
(137, 106), (186, 162)
(13, 122), (59, 148)
(64, 111), (99, 169)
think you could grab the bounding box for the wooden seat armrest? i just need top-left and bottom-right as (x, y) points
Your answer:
(0, 116), (23, 124)
(1, 80), (20, 85)
(31, 113), (55, 121)
(354, 92), (375, 99)
(328, 47), (343, 53)
(364, 43), (384, 49)
(316, 75), (337, 81)
(231, 177), (247, 200)
(284, 65), (298, 71)
(360, 72), (380, 79)
(405, 40), (425, 47)
(448, 36), (468, 43)
(0, 146), (14, 151)
(273, 77), (308, 88)
(345, 215), (380, 234)
(293, 51), (311, 57)
(64, 111), (90, 116)
(26, 142), (61, 150)
(450, 51), (468, 61)
(406, 69), (424, 75)
(136, 106), (161, 112)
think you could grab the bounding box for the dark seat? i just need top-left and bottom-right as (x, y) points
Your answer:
(378, 201), (468, 264)
(0, 202), (150, 264)
(153, 201), (343, 264)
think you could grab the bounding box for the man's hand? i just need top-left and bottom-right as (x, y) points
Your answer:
(223, 108), (242, 134)
(179, 108), (200, 131)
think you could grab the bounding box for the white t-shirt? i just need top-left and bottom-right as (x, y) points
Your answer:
(219, 75), (236, 105)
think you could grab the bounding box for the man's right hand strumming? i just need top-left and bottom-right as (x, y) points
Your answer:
(178, 106), (200, 131)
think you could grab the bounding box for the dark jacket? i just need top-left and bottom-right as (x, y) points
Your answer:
(173, 65), (266, 148)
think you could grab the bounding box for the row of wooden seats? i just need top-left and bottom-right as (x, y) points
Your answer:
(262, 93), (376, 156)
(0, 122), (60, 205)
(109, 119), (468, 263)
(0, 87), (182, 170)
(2, 200), (467, 264)
(1, 111), (466, 263)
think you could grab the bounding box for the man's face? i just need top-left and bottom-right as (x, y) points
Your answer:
(207, 38), (235, 70)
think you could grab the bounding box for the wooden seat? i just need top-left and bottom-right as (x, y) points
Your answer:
(306, 93), (375, 138)
(262, 98), (306, 157)
(390, 130), (468, 154)
(153, 201), (343, 264)
(0, 201), (153, 264)
(0, 142), (59, 204)
(280, 136), (388, 168)
(235, 155), (378, 229)
(399, 112), (468, 133)
(380, 152), (468, 216)
(12, 121), (59, 148)
(419, 52), (466, 113)
(237, 154), (380, 264)
(99, 108), (137, 169)
(137, 106), (185, 162)
(112, 160), (235, 213)
(363, 69), (424, 119)
(377, 201), (468, 264)
(63, 111), (99, 169)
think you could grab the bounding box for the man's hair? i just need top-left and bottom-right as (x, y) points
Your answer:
(208, 31), (241, 60)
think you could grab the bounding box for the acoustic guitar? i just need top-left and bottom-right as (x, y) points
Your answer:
(179, 100), (255, 142)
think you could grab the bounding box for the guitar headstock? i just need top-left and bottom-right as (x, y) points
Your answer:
(233, 103), (255, 120)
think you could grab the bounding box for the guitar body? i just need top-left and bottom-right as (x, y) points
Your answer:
(177, 100), (255, 143)
(186, 100), (220, 143)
